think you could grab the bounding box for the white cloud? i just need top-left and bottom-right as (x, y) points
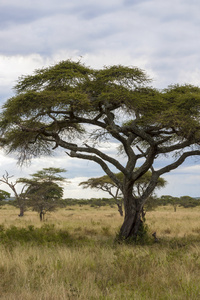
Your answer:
(175, 164), (200, 174)
(160, 172), (200, 198)
(65, 176), (107, 199)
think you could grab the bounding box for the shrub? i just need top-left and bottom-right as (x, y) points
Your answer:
(0, 224), (73, 246)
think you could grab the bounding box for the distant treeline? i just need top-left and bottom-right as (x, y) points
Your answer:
(60, 198), (118, 207)
(156, 195), (200, 208)
(1, 195), (200, 210)
(59, 196), (200, 209)
(0, 197), (118, 209)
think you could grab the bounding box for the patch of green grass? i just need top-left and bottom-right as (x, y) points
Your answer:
(0, 224), (79, 247)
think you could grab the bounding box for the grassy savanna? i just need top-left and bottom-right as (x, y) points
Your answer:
(0, 205), (200, 299)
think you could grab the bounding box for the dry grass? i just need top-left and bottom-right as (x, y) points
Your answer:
(148, 206), (200, 238)
(0, 205), (200, 299)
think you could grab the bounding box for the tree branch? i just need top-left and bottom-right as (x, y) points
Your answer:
(157, 150), (200, 176)
(68, 151), (123, 189)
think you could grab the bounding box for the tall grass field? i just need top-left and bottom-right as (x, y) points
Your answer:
(0, 204), (200, 299)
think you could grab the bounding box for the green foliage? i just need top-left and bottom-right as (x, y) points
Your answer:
(15, 60), (93, 93)
(115, 221), (151, 245)
(0, 200), (17, 207)
(0, 200), (8, 207)
(158, 195), (200, 208)
(144, 196), (159, 211)
(0, 189), (10, 200)
(18, 167), (68, 215)
(61, 198), (118, 207)
(179, 196), (200, 208)
(0, 224), (73, 246)
(0, 60), (152, 163)
(30, 167), (66, 182)
(135, 222), (150, 244)
(26, 181), (64, 213)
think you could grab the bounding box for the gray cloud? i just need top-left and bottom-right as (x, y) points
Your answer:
(0, 0), (199, 82)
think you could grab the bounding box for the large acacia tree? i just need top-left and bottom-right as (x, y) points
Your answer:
(1, 60), (200, 239)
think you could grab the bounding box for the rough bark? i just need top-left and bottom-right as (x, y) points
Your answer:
(40, 210), (45, 221)
(119, 207), (143, 240)
(119, 180), (143, 240)
(18, 205), (24, 217)
(117, 203), (123, 217)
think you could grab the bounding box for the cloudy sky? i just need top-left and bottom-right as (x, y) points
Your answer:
(0, 0), (200, 198)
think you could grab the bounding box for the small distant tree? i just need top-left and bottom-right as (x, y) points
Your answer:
(19, 167), (67, 220)
(0, 189), (10, 201)
(79, 173), (124, 216)
(159, 195), (180, 212)
(80, 171), (167, 217)
(179, 195), (200, 208)
(26, 181), (63, 221)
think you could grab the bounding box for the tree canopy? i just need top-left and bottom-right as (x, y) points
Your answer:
(79, 173), (124, 199)
(28, 167), (66, 183)
(19, 167), (67, 220)
(0, 189), (10, 201)
(1, 60), (200, 239)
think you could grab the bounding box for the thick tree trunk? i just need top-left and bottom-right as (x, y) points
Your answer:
(18, 206), (24, 217)
(40, 210), (45, 221)
(119, 180), (143, 240)
(119, 207), (143, 239)
(117, 203), (123, 217)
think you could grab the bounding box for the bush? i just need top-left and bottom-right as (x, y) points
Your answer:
(0, 224), (74, 246)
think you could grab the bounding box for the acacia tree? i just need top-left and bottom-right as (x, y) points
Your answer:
(26, 181), (63, 221)
(159, 195), (180, 212)
(19, 167), (67, 220)
(0, 189), (10, 201)
(79, 171), (167, 216)
(79, 173), (124, 216)
(1, 60), (200, 239)
(159, 195), (199, 211)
